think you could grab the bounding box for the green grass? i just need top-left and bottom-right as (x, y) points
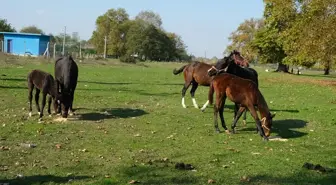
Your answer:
(0, 57), (336, 185)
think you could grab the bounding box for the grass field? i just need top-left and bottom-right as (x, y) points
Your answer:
(1, 56), (336, 185)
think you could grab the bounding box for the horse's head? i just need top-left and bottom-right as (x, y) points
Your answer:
(261, 112), (276, 137)
(231, 50), (249, 67)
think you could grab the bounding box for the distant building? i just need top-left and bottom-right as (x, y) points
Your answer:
(0, 32), (50, 56)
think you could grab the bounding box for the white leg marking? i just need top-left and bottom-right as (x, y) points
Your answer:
(182, 97), (187, 108)
(38, 112), (41, 116)
(29, 112), (32, 117)
(200, 100), (209, 112)
(192, 98), (199, 109)
(38, 118), (43, 122)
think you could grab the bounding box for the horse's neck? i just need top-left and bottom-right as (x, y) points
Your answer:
(257, 92), (270, 119)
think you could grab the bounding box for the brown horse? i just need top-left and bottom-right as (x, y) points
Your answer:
(173, 56), (248, 109)
(208, 72), (275, 141)
(231, 50), (249, 67)
(27, 69), (63, 121)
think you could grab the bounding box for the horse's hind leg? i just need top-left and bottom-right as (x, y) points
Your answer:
(242, 109), (248, 126)
(181, 82), (191, 108)
(231, 106), (246, 134)
(28, 84), (34, 117)
(190, 82), (199, 109)
(47, 96), (52, 116)
(34, 89), (41, 115)
(218, 96), (229, 134)
(69, 90), (76, 116)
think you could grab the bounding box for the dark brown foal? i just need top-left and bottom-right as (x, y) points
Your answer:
(27, 69), (62, 121)
(208, 73), (275, 141)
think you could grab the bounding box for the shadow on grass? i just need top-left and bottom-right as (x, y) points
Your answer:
(102, 165), (200, 185)
(0, 77), (26, 82)
(0, 85), (26, 89)
(239, 119), (307, 139)
(240, 170), (336, 185)
(79, 108), (148, 121)
(0, 175), (90, 185)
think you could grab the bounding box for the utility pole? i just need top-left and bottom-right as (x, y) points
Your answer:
(62, 26), (66, 56)
(79, 42), (82, 59)
(53, 43), (56, 58)
(104, 35), (107, 59)
(204, 50), (207, 59)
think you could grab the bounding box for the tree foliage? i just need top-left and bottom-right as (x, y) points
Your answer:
(230, 0), (336, 74)
(135, 10), (162, 29)
(0, 19), (16, 32)
(20, 25), (44, 34)
(90, 8), (190, 62)
(225, 18), (264, 62)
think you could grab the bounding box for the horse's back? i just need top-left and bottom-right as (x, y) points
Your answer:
(191, 62), (213, 85)
(55, 56), (78, 89)
(28, 70), (54, 89)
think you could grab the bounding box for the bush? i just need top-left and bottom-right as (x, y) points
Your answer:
(119, 55), (137, 63)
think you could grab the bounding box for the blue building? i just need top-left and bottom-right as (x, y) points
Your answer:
(0, 32), (50, 56)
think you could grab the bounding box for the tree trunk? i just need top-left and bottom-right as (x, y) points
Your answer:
(324, 66), (330, 75)
(324, 61), (330, 75)
(275, 63), (289, 73)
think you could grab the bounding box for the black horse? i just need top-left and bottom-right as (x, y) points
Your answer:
(204, 51), (259, 126)
(54, 55), (78, 118)
(27, 69), (63, 121)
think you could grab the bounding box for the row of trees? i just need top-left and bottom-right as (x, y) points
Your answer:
(90, 8), (191, 62)
(226, 0), (336, 75)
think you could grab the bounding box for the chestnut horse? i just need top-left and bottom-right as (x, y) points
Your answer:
(202, 51), (258, 125)
(27, 70), (63, 121)
(208, 72), (275, 141)
(173, 52), (249, 109)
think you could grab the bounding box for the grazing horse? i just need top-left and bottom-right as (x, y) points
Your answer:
(202, 51), (258, 125)
(27, 70), (63, 121)
(208, 72), (275, 141)
(173, 57), (248, 109)
(54, 55), (78, 118)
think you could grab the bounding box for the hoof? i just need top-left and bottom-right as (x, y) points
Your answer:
(225, 130), (231, 134)
(69, 112), (74, 116)
(48, 114), (52, 117)
(38, 118), (43, 122)
(263, 137), (269, 141)
(182, 105), (187, 108)
(200, 108), (206, 112)
(231, 129), (236, 134)
(38, 112), (41, 115)
(215, 129), (221, 133)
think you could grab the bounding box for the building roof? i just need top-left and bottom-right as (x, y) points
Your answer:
(0, 32), (50, 37)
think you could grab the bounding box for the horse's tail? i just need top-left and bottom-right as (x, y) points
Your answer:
(173, 64), (188, 75)
(208, 82), (215, 105)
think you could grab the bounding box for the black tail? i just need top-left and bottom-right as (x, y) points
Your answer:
(173, 65), (188, 75)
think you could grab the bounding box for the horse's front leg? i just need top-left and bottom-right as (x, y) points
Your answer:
(39, 92), (47, 122)
(247, 105), (268, 141)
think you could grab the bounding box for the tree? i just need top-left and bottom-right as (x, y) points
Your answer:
(282, 0), (336, 74)
(251, 0), (296, 72)
(0, 19), (16, 32)
(135, 10), (162, 29)
(20, 25), (44, 34)
(90, 8), (129, 57)
(225, 18), (264, 62)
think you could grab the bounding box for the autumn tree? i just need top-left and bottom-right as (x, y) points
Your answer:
(20, 25), (44, 34)
(225, 18), (264, 62)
